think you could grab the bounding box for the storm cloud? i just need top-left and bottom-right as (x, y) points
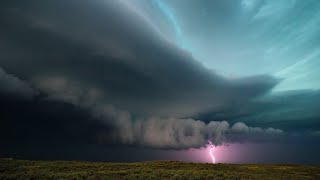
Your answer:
(0, 0), (318, 153)
(0, 0), (279, 117)
(90, 104), (283, 148)
(0, 68), (37, 99)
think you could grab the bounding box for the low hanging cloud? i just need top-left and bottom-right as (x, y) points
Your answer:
(31, 76), (283, 149)
(23, 74), (283, 149)
(91, 103), (284, 149)
(0, 68), (38, 99)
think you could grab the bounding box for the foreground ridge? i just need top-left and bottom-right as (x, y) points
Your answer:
(1, 159), (320, 179)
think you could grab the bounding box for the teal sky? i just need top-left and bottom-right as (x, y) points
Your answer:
(135, 0), (320, 92)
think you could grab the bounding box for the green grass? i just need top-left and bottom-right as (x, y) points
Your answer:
(1, 158), (320, 179)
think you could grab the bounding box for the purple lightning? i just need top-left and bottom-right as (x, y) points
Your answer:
(208, 141), (216, 163)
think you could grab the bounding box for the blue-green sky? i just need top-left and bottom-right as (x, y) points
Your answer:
(137, 0), (320, 91)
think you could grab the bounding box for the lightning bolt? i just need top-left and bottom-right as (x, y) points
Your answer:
(208, 141), (216, 163)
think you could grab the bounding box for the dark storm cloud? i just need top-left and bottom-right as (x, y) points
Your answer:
(0, 95), (111, 145)
(91, 107), (283, 148)
(241, 90), (320, 131)
(0, 0), (284, 149)
(198, 89), (320, 133)
(0, 68), (38, 99)
(0, 0), (279, 116)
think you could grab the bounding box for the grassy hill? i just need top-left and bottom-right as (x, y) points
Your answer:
(1, 158), (320, 179)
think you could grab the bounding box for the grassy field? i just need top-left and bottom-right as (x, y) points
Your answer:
(1, 158), (320, 179)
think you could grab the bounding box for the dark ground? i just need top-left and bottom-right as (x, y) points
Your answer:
(1, 158), (320, 179)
